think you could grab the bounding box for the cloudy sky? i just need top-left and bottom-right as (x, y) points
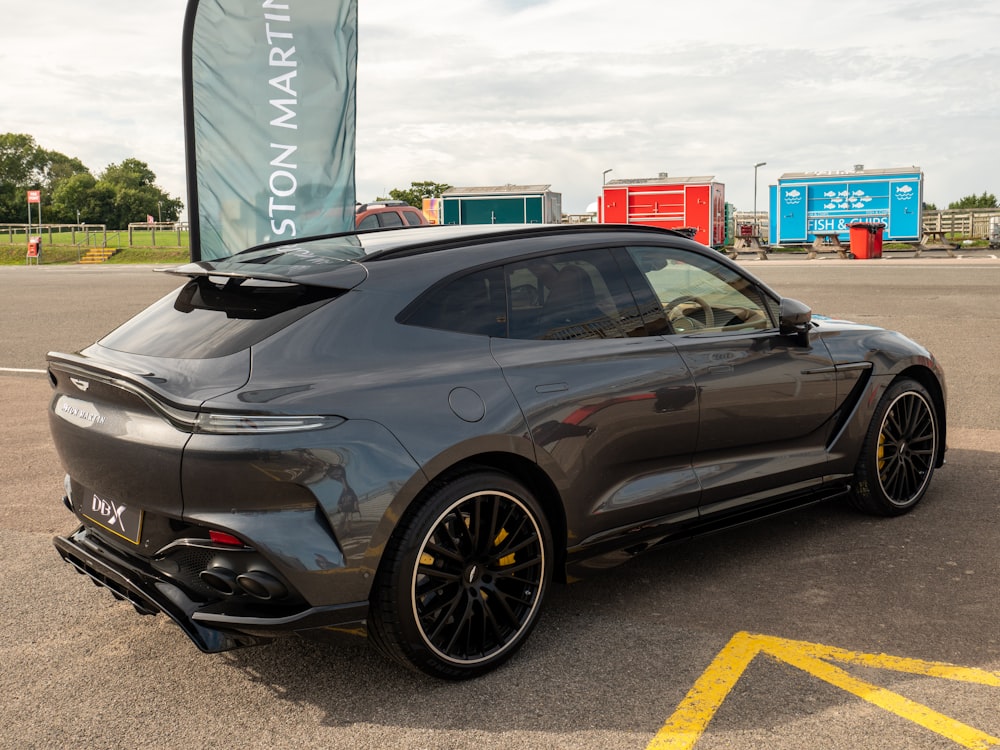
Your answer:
(4, 0), (999, 216)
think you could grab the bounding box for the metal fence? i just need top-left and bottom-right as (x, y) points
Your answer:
(2, 222), (190, 248)
(729, 209), (1000, 245)
(1, 223), (108, 247)
(126, 222), (190, 247)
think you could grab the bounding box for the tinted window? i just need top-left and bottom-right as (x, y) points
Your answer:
(404, 248), (644, 340)
(403, 210), (425, 226)
(100, 278), (339, 359)
(626, 247), (774, 333)
(403, 267), (507, 337)
(357, 214), (379, 230)
(378, 211), (405, 227)
(506, 248), (643, 340)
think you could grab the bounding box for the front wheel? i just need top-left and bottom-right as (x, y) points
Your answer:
(850, 378), (939, 516)
(369, 470), (552, 679)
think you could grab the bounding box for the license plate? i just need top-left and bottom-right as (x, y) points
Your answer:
(82, 492), (144, 545)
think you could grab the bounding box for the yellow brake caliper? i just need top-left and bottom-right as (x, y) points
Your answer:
(495, 528), (515, 567)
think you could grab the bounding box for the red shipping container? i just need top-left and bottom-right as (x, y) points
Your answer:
(598, 173), (726, 247)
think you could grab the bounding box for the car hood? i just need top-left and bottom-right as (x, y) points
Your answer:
(811, 314), (882, 330)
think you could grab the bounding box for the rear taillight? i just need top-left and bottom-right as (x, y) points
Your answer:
(208, 530), (245, 546)
(193, 414), (344, 434)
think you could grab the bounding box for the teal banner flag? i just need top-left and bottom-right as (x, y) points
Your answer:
(183, 0), (358, 261)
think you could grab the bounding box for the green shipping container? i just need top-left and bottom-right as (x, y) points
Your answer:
(441, 185), (562, 225)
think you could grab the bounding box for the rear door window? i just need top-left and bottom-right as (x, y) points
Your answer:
(403, 248), (644, 340)
(378, 211), (405, 227)
(357, 213), (379, 230)
(505, 249), (642, 340)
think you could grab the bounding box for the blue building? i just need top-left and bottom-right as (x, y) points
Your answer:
(769, 167), (923, 244)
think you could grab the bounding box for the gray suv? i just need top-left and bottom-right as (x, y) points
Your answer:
(48, 223), (945, 679)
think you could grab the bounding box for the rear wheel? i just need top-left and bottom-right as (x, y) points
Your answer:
(850, 378), (939, 516)
(369, 470), (552, 679)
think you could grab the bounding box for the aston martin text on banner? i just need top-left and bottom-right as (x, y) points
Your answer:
(183, 0), (358, 261)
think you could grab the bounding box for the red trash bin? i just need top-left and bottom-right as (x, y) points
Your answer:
(848, 223), (877, 259)
(871, 223), (884, 258)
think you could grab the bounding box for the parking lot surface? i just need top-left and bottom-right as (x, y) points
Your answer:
(1, 258), (997, 749)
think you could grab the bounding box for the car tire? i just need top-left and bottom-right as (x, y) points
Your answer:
(850, 378), (939, 516)
(369, 469), (552, 679)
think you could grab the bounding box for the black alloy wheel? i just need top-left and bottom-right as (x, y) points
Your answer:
(369, 470), (552, 679)
(851, 378), (939, 516)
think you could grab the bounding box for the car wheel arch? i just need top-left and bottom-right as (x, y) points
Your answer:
(850, 374), (941, 516)
(895, 365), (947, 468)
(374, 452), (569, 586)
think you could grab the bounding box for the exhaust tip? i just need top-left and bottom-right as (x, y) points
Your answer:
(200, 566), (239, 595)
(236, 571), (287, 600)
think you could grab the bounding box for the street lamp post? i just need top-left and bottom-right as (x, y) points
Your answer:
(599, 169), (613, 223)
(753, 161), (766, 237)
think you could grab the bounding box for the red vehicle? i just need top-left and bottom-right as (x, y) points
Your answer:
(599, 173), (726, 247)
(355, 201), (429, 230)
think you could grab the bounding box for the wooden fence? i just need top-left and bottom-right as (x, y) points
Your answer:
(921, 209), (1000, 239)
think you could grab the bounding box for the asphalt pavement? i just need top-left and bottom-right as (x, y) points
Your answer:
(1, 256), (997, 750)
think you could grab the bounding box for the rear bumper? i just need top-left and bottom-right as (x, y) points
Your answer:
(53, 526), (369, 653)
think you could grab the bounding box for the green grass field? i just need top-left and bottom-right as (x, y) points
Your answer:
(0, 245), (189, 265)
(0, 228), (190, 265)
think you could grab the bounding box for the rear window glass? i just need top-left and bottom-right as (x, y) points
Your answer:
(99, 277), (340, 359)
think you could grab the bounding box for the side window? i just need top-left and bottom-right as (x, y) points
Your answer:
(357, 213), (379, 230)
(625, 246), (775, 333)
(403, 210), (425, 226)
(505, 248), (642, 341)
(378, 211), (405, 227)
(403, 267), (507, 337)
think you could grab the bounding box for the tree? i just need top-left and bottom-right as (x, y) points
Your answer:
(0, 133), (52, 222)
(51, 173), (112, 225)
(41, 151), (89, 192)
(101, 158), (158, 189)
(97, 158), (183, 226)
(948, 192), (997, 210)
(384, 180), (452, 208)
(0, 135), (183, 227)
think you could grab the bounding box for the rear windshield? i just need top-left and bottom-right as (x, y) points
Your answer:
(99, 277), (340, 359)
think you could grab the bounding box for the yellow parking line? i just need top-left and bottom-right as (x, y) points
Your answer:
(646, 632), (758, 750)
(648, 632), (1000, 750)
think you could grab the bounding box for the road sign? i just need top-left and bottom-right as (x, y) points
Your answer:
(26, 190), (40, 204)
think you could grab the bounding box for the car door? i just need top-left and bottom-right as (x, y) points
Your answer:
(489, 247), (701, 549)
(620, 245), (839, 515)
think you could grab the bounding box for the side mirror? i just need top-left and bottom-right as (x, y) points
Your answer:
(779, 298), (812, 337)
